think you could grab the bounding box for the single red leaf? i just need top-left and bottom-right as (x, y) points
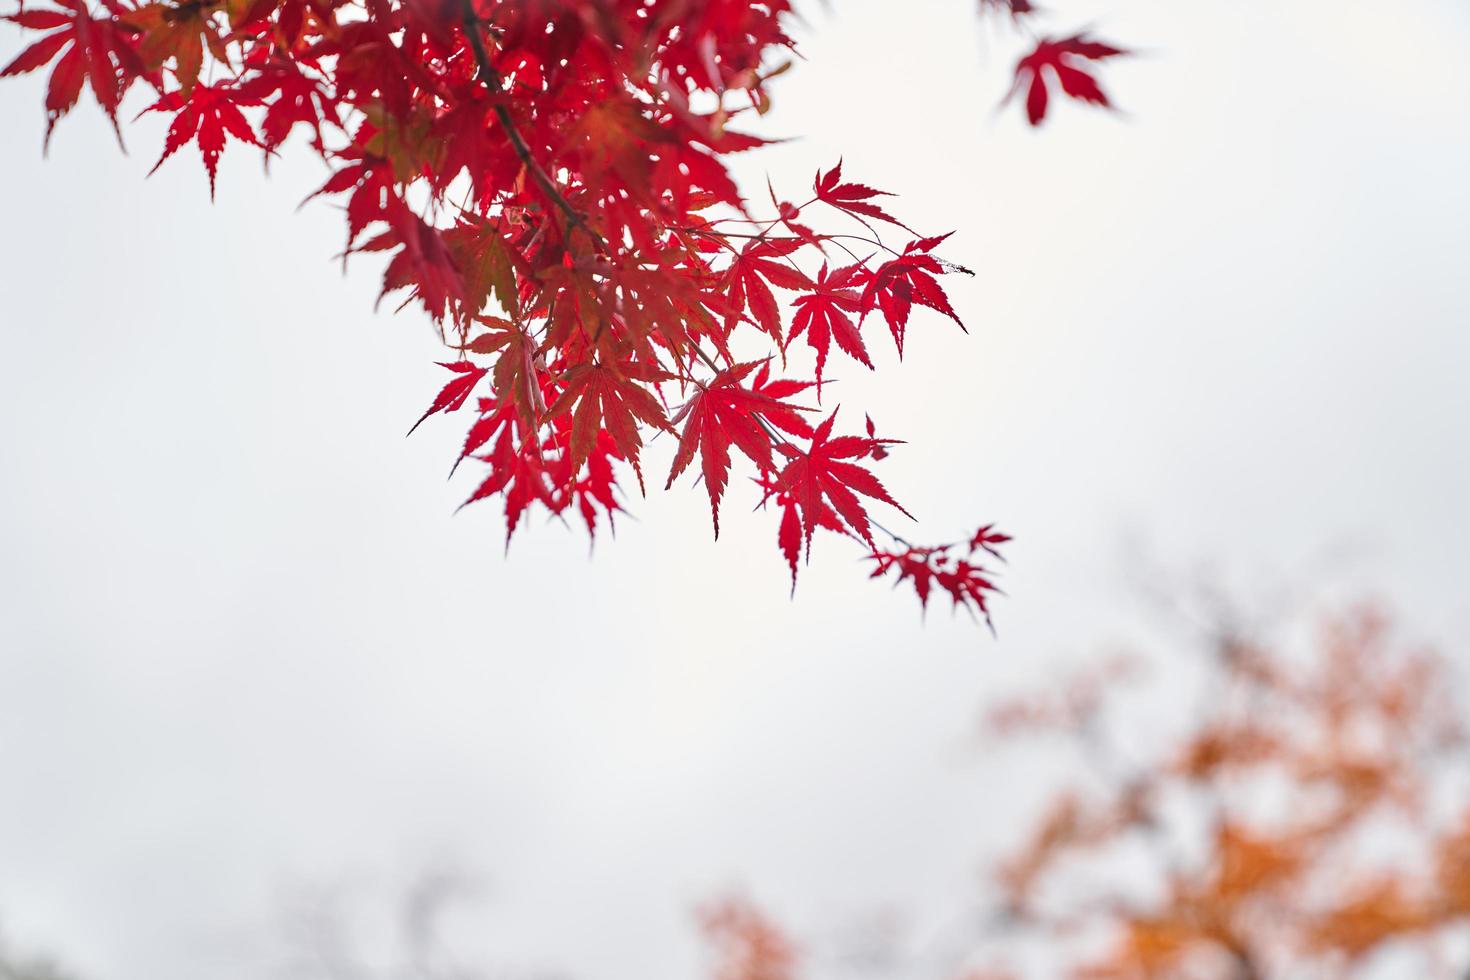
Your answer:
(774, 407), (913, 552)
(969, 523), (1012, 560)
(143, 83), (260, 198)
(787, 263), (870, 395)
(3, 3), (143, 143)
(545, 357), (673, 487)
(409, 360), (488, 435)
(1007, 33), (1128, 126)
(813, 158), (912, 232)
(857, 234), (966, 356)
(667, 359), (814, 537)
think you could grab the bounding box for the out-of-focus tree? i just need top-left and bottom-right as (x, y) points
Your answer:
(699, 898), (800, 980)
(704, 599), (1470, 979)
(983, 601), (1470, 979)
(0, 930), (80, 980)
(21, 598), (1464, 980)
(275, 869), (509, 980)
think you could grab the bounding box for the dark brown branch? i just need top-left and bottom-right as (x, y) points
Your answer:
(458, 0), (603, 245)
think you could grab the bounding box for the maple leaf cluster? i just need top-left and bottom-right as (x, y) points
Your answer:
(4, 0), (1029, 616)
(702, 602), (1470, 979)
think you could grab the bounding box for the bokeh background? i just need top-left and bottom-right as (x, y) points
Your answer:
(1, 0), (1468, 977)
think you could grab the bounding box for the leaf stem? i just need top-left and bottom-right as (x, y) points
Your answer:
(682, 227), (902, 258)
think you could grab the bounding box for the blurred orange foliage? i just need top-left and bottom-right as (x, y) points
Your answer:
(700, 897), (801, 980)
(705, 603), (1470, 979)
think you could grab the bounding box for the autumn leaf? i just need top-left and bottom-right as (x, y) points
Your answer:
(125, 1), (230, 97)
(868, 541), (1004, 626)
(1, 0), (144, 144)
(360, 209), (466, 321)
(460, 415), (555, 546)
(774, 407), (911, 555)
(787, 263), (869, 395)
(857, 233), (967, 356)
(813, 158), (911, 232)
(969, 523), (1012, 560)
(408, 360), (487, 435)
(666, 359), (814, 537)
(143, 82), (260, 197)
(565, 428), (627, 539)
(749, 360), (815, 440)
(1008, 33), (1128, 126)
(450, 395), (508, 475)
(237, 54), (342, 151)
(722, 237), (812, 343)
(545, 358), (673, 487)
(699, 898), (800, 980)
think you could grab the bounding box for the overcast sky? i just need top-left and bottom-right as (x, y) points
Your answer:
(2, 0), (1468, 977)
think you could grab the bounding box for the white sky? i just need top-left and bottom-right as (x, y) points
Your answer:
(2, 0), (1468, 977)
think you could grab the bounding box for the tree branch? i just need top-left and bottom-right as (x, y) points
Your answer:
(458, 0), (603, 246)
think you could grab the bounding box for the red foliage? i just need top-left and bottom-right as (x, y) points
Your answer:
(866, 524), (1011, 629)
(1, 0), (1135, 616)
(1007, 33), (1130, 126)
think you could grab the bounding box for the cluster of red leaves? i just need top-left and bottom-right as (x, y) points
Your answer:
(3, 0), (1137, 616)
(867, 523), (1011, 629)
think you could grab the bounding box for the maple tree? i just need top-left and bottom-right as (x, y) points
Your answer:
(703, 599), (1470, 979)
(1, 0), (1128, 618)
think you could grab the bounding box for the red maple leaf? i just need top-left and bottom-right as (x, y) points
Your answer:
(143, 82), (260, 197)
(561, 428), (627, 539)
(666, 360), (814, 537)
(124, 0), (232, 97)
(749, 360), (815, 440)
(409, 360), (488, 435)
(755, 470), (844, 596)
(773, 407), (911, 555)
(857, 233), (967, 356)
(1, 0), (143, 144)
(359, 209), (466, 321)
(544, 358), (673, 486)
(236, 52), (341, 151)
(451, 395), (510, 474)
(787, 263), (870, 395)
(723, 238), (812, 343)
(230, 0), (341, 49)
(813, 158), (911, 232)
(969, 523), (1012, 560)
(460, 414), (556, 546)
(1008, 33), (1128, 126)
(308, 151), (399, 251)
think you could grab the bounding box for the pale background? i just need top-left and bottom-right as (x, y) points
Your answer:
(1, 0), (1468, 977)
